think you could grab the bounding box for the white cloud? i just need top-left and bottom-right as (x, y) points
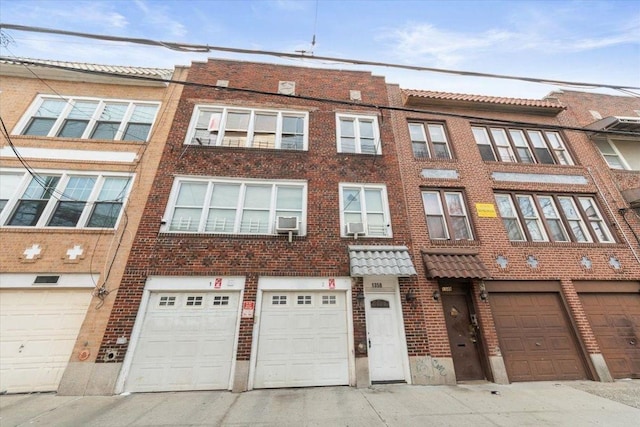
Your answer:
(133, 0), (187, 39)
(382, 12), (640, 67)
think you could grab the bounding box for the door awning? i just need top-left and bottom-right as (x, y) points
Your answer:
(348, 245), (417, 277)
(422, 250), (490, 279)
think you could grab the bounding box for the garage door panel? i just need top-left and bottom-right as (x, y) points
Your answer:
(125, 291), (239, 392)
(580, 293), (639, 379)
(0, 289), (92, 393)
(490, 292), (588, 382)
(255, 291), (349, 388)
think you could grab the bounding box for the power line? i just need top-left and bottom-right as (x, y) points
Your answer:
(3, 56), (638, 139)
(1, 23), (638, 92)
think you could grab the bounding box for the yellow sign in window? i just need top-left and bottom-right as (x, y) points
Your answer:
(476, 203), (497, 218)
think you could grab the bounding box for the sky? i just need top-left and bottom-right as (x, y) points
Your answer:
(1, 0), (639, 99)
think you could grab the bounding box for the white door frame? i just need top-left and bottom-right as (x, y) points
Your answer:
(248, 276), (354, 390)
(363, 276), (411, 384)
(114, 276), (245, 394)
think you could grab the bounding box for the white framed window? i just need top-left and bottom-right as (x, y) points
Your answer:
(339, 183), (391, 237)
(186, 105), (308, 150)
(422, 190), (473, 240)
(186, 295), (204, 306)
(472, 125), (573, 165)
(163, 177), (307, 235)
(495, 192), (614, 243)
(594, 139), (638, 170)
(14, 95), (159, 142)
(297, 295), (312, 305)
(408, 122), (452, 159)
(336, 113), (381, 154)
(0, 169), (132, 229)
(158, 295), (177, 307)
(271, 295), (287, 305)
(213, 295), (230, 306)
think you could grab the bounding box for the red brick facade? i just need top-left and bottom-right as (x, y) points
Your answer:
(97, 60), (421, 367)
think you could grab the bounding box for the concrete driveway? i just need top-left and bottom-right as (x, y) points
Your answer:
(1, 380), (638, 426)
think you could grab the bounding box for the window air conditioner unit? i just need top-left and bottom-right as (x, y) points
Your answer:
(346, 222), (365, 235)
(276, 216), (299, 234)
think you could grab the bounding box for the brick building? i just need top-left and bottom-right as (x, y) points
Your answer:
(2, 56), (637, 396)
(393, 88), (639, 384)
(0, 58), (183, 394)
(94, 58), (427, 393)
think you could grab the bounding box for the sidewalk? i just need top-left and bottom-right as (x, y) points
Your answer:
(1, 380), (638, 427)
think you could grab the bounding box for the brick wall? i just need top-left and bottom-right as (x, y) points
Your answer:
(0, 68), (185, 364)
(98, 59), (416, 362)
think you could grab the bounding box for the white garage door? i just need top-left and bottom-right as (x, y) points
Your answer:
(125, 291), (240, 392)
(0, 288), (92, 393)
(254, 291), (349, 388)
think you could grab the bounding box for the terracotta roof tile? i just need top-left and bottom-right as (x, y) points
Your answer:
(422, 252), (490, 279)
(402, 89), (564, 109)
(0, 56), (173, 80)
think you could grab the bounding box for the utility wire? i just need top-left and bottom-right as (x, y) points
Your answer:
(3, 57), (639, 139)
(1, 23), (638, 92)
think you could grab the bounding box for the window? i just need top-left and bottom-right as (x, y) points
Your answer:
(164, 178), (306, 235)
(186, 105), (307, 150)
(594, 139), (639, 170)
(0, 170), (131, 229)
(322, 295), (337, 305)
(159, 296), (176, 307)
(408, 122), (452, 159)
(336, 114), (381, 154)
(422, 190), (473, 240)
(186, 296), (203, 306)
(472, 126), (573, 165)
(339, 183), (391, 237)
(213, 296), (230, 306)
(297, 295), (312, 305)
(16, 96), (159, 142)
(494, 193), (614, 243)
(272, 295), (287, 305)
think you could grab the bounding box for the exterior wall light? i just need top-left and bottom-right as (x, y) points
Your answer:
(356, 291), (365, 308)
(406, 290), (417, 304)
(432, 290), (441, 301)
(479, 280), (488, 302)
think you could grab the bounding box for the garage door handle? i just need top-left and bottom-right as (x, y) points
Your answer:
(535, 342), (541, 346)
(630, 339), (637, 346)
(368, 339), (371, 349)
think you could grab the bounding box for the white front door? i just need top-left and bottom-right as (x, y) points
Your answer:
(254, 291), (349, 388)
(366, 293), (406, 382)
(124, 291), (239, 392)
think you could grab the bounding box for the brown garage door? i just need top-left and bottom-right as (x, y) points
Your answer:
(491, 292), (588, 382)
(580, 293), (639, 379)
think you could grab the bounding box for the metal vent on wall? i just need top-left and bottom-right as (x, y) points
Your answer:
(33, 275), (60, 284)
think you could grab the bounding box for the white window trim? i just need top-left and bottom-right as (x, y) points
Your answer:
(338, 183), (392, 238)
(0, 168), (133, 229)
(13, 95), (160, 142)
(185, 105), (309, 150)
(599, 138), (633, 170)
(161, 176), (308, 235)
(336, 113), (382, 155)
